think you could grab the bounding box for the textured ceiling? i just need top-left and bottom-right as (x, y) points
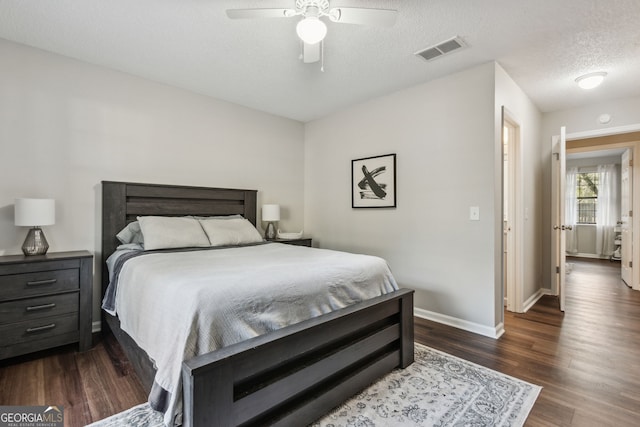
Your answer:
(1, 0), (639, 122)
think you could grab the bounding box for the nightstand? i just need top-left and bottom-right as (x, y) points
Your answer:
(0, 251), (93, 360)
(275, 238), (312, 247)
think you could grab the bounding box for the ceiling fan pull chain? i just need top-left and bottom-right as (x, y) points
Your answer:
(320, 40), (325, 72)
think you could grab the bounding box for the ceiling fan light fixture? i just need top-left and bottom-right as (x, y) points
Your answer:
(296, 16), (327, 44)
(575, 72), (607, 90)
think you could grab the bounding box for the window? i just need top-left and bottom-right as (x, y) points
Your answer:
(576, 172), (598, 224)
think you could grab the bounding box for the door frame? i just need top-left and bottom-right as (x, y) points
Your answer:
(621, 149), (633, 286)
(555, 123), (640, 291)
(551, 127), (567, 311)
(502, 107), (524, 312)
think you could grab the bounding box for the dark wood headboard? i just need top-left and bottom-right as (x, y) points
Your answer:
(101, 181), (257, 296)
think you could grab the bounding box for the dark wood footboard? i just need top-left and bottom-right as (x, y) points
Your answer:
(182, 288), (414, 427)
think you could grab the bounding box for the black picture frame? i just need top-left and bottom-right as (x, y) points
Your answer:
(352, 153), (396, 208)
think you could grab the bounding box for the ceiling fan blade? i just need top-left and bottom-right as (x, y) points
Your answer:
(302, 42), (321, 63)
(329, 7), (397, 27)
(226, 8), (295, 19)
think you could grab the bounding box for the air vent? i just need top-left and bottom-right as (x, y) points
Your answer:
(415, 36), (466, 62)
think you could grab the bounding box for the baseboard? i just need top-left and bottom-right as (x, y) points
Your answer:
(414, 308), (503, 339)
(494, 322), (505, 339)
(569, 253), (609, 260)
(92, 321), (102, 333)
(522, 289), (546, 313)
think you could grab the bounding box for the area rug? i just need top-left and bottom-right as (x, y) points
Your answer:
(87, 344), (541, 427)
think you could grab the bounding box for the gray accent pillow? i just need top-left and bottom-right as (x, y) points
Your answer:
(116, 221), (144, 245)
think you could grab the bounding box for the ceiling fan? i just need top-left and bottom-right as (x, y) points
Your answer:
(226, 0), (398, 65)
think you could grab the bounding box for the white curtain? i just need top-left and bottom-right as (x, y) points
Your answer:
(596, 164), (619, 256)
(565, 167), (579, 254)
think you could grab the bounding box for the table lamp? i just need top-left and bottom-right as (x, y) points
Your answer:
(15, 198), (56, 256)
(262, 204), (280, 240)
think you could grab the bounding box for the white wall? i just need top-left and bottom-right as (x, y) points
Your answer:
(0, 39), (305, 321)
(494, 64), (543, 315)
(304, 62), (503, 336)
(573, 225), (597, 255)
(0, 39), (551, 337)
(541, 96), (640, 287)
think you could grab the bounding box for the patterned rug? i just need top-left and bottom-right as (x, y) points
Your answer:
(87, 344), (541, 427)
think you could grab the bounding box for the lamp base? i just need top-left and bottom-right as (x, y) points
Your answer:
(264, 222), (277, 240)
(22, 227), (49, 256)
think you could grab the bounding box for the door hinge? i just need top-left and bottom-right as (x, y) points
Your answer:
(556, 266), (560, 274)
(630, 210), (633, 217)
(630, 159), (634, 167)
(630, 261), (633, 268)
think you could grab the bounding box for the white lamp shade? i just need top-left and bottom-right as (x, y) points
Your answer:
(15, 198), (56, 226)
(262, 204), (280, 222)
(296, 17), (327, 44)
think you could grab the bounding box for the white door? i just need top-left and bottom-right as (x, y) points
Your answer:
(621, 149), (633, 286)
(551, 127), (567, 311)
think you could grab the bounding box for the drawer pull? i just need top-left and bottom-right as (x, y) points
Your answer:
(26, 279), (57, 286)
(26, 323), (56, 333)
(26, 303), (57, 312)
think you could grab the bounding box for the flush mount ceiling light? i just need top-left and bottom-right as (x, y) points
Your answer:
(575, 72), (607, 90)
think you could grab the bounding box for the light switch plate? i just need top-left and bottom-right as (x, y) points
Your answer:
(470, 206), (480, 221)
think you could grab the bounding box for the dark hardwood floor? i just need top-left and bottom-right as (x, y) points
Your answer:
(0, 332), (147, 426)
(1, 257), (638, 426)
(417, 257), (640, 427)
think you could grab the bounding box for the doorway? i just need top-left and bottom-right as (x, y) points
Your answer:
(558, 127), (640, 292)
(565, 147), (628, 287)
(565, 148), (625, 258)
(502, 108), (523, 312)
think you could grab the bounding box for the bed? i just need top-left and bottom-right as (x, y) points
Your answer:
(101, 181), (414, 427)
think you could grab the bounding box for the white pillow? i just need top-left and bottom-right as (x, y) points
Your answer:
(199, 217), (263, 246)
(137, 216), (210, 250)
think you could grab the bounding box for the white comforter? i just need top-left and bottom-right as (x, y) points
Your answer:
(112, 243), (399, 426)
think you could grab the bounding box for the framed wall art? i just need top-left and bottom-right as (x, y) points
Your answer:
(352, 153), (396, 208)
